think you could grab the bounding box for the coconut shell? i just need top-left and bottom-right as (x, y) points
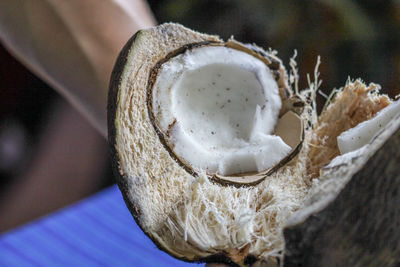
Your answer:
(108, 23), (400, 266)
(108, 23), (301, 265)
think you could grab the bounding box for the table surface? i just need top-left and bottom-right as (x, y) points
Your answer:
(0, 185), (203, 267)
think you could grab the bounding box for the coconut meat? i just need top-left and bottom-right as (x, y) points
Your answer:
(152, 46), (291, 176)
(337, 99), (400, 154)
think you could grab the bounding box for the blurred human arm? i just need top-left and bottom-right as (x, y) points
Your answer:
(0, 0), (156, 136)
(0, 0), (155, 230)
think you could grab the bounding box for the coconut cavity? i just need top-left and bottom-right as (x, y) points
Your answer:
(152, 46), (291, 176)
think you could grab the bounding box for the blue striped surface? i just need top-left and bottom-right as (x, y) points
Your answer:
(0, 185), (203, 267)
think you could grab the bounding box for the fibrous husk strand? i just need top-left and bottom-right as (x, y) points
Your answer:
(307, 80), (391, 178)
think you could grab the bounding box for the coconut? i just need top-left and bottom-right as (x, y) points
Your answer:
(148, 39), (304, 185)
(108, 23), (400, 266)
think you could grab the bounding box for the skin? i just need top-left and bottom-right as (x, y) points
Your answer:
(0, 100), (108, 232)
(0, 0), (155, 228)
(0, 0), (156, 135)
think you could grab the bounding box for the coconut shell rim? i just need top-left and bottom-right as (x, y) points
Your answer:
(146, 39), (301, 187)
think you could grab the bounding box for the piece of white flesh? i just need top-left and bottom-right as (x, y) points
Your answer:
(337, 99), (400, 154)
(152, 46), (290, 175)
(325, 145), (368, 169)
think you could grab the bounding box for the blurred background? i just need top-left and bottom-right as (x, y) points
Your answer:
(0, 0), (399, 232)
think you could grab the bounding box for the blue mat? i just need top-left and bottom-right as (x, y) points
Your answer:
(0, 185), (203, 267)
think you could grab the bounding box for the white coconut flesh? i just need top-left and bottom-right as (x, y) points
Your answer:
(338, 99), (400, 154)
(152, 46), (294, 176)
